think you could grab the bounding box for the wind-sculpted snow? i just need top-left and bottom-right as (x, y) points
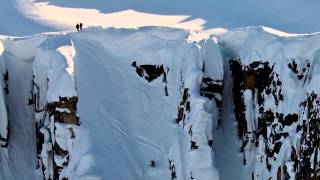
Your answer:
(219, 27), (320, 180)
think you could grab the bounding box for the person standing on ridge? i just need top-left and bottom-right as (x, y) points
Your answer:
(80, 23), (83, 30)
(76, 24), (80, 31)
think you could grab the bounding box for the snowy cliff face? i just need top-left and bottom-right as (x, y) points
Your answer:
(71, 27), (221, 180)
(1, 26), (320, 180)
(0, 35), (45, 180)
(219, 27), (320, 180)
(0, 34), (79, 180)
(33, 43), (78, 179)
(0, 27), (222, 180)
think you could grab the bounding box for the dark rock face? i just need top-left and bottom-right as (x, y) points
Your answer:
(35, 121), (43, 168)
(190, 140), (199, 150)
(288, 59), (311, 82)
(296, 92), (320, 179)
(230, 59), (285, 178)
(175, 88), (190, 127)
(169, 159), (177, 180)
(0, 124), (9, 148)
(47, 97), (79, 125)
(230, 60), (248, 140)
(33, 75), (79, 180)
(229, 58), (320, 179)
(132, 61), (169, 96)
(3, 71), (8, 95)
(230, 59), (282, 138)
(51, 97), (79, 180)
(48, 96), (79, 180)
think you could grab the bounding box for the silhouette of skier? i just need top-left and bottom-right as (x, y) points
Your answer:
(76, 24), (80, 31)
(80, 23), (83, 30)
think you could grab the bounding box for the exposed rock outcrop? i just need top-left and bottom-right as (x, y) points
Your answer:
(32, 45), (78, 180)
(132, 61), (169, 96)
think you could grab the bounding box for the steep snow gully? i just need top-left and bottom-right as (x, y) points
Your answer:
(0, 26), (320, 180)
